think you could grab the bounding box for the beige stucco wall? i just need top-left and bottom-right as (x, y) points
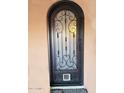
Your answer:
(28, 0), (96, 93)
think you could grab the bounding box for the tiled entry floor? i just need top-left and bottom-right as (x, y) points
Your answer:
(51, 88), (88, 93)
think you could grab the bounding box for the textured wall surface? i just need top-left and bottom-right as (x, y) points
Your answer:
(28, 0), (96, 93)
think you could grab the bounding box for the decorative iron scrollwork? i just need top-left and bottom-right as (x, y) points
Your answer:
(52, 10), (77, 70)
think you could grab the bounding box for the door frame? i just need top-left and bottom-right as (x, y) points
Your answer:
(47, 0), (84, 86)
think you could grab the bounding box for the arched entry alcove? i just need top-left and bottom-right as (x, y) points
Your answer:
(47, 1), (86, 92)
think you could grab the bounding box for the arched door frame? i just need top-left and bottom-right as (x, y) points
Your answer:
(47, 0), (84, 86)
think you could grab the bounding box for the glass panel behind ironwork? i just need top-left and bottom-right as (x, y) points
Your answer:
(51, 10), (77, 70)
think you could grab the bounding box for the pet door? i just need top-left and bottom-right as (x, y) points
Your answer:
(48, 1), (87, 92)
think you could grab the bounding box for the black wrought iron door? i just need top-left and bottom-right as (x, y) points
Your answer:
(48, 1), (84, 86)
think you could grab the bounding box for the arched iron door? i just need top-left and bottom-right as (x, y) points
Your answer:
(48, 1), (84, 86)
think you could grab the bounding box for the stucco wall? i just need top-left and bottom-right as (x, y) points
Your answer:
(28, 0), (96, 93)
